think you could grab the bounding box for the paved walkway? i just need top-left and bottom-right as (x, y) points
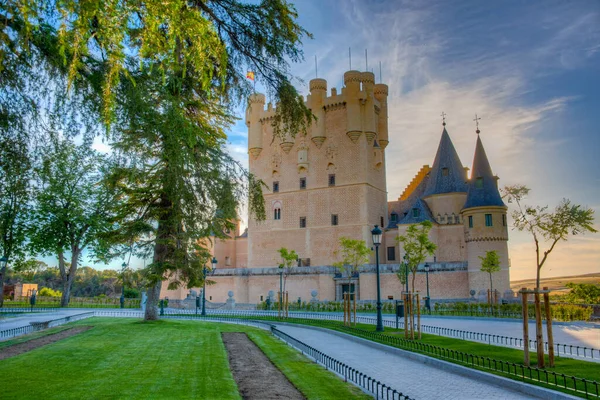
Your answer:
(275, 324), (538, 399)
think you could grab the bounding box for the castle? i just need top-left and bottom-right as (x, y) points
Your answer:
(161, 70), (511, 304)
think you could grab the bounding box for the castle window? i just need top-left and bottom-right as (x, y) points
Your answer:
(260, 295), (263, 301)
(502, 214), (506, 227)
(380, 216), (384, 227)
(273, 181), (279, 193)
(475, 177), (484, 189)
(331, 214), (338, 226)
(391, 213), (398, 223)
(387, 246), (396, 261)
(412, 208), (420, 218)
(328, 174), (336, 187)
(468, 215), (473, 228)
(299, 177), (306, 190)
(299, 217), (306, 228)
(485, 214), (493, 227)
(209, 296), (212, 300)
(274, 208), (281, 220)
(442, 167), (449, 176)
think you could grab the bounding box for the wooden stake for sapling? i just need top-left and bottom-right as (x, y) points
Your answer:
(521, 288), (530, 367)
(543, 287), (555, 367)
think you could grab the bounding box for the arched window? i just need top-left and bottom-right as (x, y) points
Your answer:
(274, 208), (281, 220)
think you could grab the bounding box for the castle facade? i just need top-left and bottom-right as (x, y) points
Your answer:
(161, 70), (511, 304)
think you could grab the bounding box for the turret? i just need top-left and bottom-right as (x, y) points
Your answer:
(462, 133), (510, 296)
(247, 93), (266, 159)
(422, 126), (468, 221)
(373, 83), (389, 149)
(361, 72), (376, 144)
(309, 78), (327, 148)
(344, 70), (362, 143)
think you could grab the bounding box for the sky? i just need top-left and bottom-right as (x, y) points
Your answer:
(86, 0), (600, 281)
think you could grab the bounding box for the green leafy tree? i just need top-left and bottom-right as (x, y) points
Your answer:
(333, 237), (370, 292)
(12, 259), (48, 282)
(396, 221), (437, 292)
(4, 1), (312, 320)
(565, 283), (600, 305)
(503, 185), (596, 290)
(277, 247), (298, 295)
(0, 136), (31, 306)
(28, 139), (120, 306)
(479, 250), (501, 294)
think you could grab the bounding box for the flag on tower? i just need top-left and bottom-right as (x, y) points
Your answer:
(246, 71), (255, 81)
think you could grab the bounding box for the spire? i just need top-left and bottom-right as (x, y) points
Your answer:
(463, 135), (505, 209)
(423, 127), (468, 196)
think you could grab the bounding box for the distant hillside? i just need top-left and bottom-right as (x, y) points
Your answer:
(510, 273), (600, 293)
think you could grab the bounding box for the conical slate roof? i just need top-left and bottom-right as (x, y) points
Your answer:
(423, 128), (468, 196)
(463, 135), (505, 209)
(398, 198), (435, 224)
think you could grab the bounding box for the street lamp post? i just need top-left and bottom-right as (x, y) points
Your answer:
(202, 257), (217, 316)
(120, 262), (127, 309)
(424, 262), (431, 312)
(371, 225), (384, 332)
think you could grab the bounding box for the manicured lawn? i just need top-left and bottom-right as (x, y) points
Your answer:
(0, 318), (369, 400)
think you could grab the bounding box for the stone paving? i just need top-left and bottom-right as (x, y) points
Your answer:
(275, 324), (540, 400)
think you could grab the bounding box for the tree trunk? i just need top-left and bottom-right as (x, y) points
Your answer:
(411, 272), (416, 293)
(144, 196), (174, 321)
(60, 249), (79, 307)
(0, 266), (6, 308)
(144, 281), (162, 320)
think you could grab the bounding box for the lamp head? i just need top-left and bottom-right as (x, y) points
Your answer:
(424, 263), (430, 272)
(211, 257), (217, 269)
(371, 225), (382, 246)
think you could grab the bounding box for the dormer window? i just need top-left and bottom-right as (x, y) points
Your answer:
(412, 208), (420, 218)
(475, 177), (484, 189)
(442, 167), (449, 176)
(391, 213), (398, 223)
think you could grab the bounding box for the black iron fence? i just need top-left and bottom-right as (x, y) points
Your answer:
(271, 326), (413, 400)
(0, 312), (94, 341)
(332, 324), (599, 399)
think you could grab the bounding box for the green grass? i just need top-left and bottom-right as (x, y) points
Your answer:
(0, 318), (369, 400)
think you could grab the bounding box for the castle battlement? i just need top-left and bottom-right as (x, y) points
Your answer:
(246, 70), (390, 158)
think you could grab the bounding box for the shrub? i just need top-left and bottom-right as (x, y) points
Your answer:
(39, 287), (62, 297)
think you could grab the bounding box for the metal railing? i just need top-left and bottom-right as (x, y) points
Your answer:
(0, 312), (94, 341)
(271, 326), (413, 400)
(332, 324), (600, 399)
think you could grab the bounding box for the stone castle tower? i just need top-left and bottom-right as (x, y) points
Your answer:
(461, 134), (510, 294)
(246, 71), (390, 267)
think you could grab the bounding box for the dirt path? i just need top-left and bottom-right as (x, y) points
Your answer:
(222, 332), (305, 400)
(0, 326), (93, 360)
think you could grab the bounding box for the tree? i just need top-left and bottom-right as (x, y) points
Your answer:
(0, 136), (31, 307)
(4, 1), (313, 320)
(396, 221), (437, 292)
(479, 250), (501, 295)
(277, 247), (298, 296)
(333, 237), (370, 294)
(502, 185), (596, 290)
(565, 283), (600, 305)
(12, 259), (48, 282)
(28, 139), (120, 306)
